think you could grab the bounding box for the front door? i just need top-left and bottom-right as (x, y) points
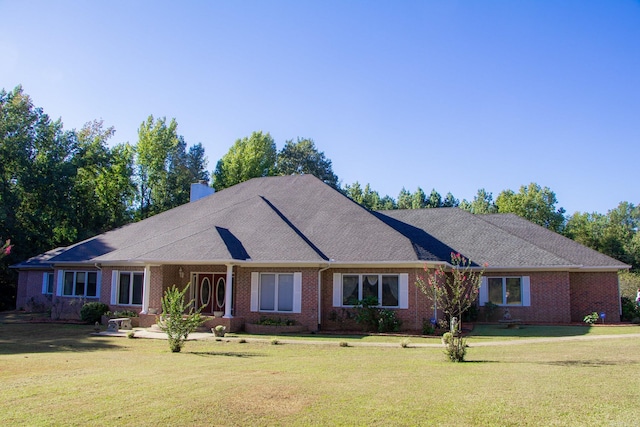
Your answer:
(195, 273), (226, 315)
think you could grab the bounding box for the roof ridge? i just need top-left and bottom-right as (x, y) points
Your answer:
(259, 196), (330, 261)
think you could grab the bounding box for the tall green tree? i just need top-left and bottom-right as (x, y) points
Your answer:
(495, 183), (566, 232)
(442, 192), (459, 208)
(397, 188), (412, 210)
(276, 138), (339, 188)
(460, 188), (497, 214)
(565, 202), (639, 269)
(212, 131), (277, 191)
(72, 120), (135, 237)
(426, 189), (442, 208)
(412, 187), (427, 209)
(186, 142), (210, 184)
(135, 115), (180, 218)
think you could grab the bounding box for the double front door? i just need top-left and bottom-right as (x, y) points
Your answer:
(194, 273), (226, 315)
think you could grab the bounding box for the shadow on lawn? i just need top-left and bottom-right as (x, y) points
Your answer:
(469, 324), (592, 338)
(0, 321), (121, 355)
(189, 351), (264, 358)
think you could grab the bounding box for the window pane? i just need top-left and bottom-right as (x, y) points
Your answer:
(382, 275), (399, 307)
(86, 272), (97, 297)
(278, 274), (294, 311)
(47, 273), (54, 294)
(132, 273), (144, 305)
(260, 274), (276, 311)
(74, 272), (85, 296)
(342, 275), (359, 305)
(63, 272), (74, 296)
(119, 273), (131, 304)
(362, 275), (379, 303)
(488, 278), (503, 305)
(506, 278), (522, 305)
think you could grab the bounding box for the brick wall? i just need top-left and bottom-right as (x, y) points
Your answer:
(320, 268), (434, 332)
(15, 269), (52, 311)
(235, 267), (319, 332)
(569, 272), (620, 323)
(483, 271), (573, 323)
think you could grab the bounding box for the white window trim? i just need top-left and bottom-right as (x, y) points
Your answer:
(332, 273), (408, 309)
(479, 276), (531, 307)
(42, 271), (54, 295)
(250, 272), (302, 313)
(59, 270), (100, 298)
(110, 271), (144, 306)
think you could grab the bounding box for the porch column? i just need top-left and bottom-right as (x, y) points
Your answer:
(141, 264), (151, 314)
(224, 264), (233, 318)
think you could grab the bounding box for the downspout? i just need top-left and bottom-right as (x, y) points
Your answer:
(317, 263), (332, 330)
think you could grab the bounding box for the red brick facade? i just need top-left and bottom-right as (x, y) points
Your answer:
(569, 272), (620, 323)
(15, 264), (622, 328)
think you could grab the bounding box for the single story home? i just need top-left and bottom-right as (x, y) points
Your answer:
(14, 175), (629, 331)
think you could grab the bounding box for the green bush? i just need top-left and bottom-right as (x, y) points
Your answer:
(444, 334), (467, 362)
(80, 302), (110, 324)
(621, 297), (640, 322)
(157, 284), (205, 353)
(583, 312), (599, 324)
(353, 296), (380, 332)
(422, 318), (435, 335)
(256, 317), (295, 326)
(378, 309), (402, 332)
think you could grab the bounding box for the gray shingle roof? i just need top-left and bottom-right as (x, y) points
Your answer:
(16, 175), (628, 270)
(378, 208), (628, 269)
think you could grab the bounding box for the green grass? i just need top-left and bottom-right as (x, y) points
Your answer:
(1, 321), (639, 426)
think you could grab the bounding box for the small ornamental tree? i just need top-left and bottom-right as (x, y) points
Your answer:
(416, 252), (486, 332)
(416, 253), (486, 362)
(157, 283), (205, 352)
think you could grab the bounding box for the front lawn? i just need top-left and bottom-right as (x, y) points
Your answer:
(1, 322), (639, 426)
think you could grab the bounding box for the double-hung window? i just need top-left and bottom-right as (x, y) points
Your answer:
(250, 272), (302, 313)
(333, 273), (409, 309)
(114, 272), (144, 305)
(42, 272), (55, 295)
(62, 271), (98, 298)
(480, 276), (530, 306)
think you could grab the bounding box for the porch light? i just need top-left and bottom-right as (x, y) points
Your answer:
(178, 267), (184, 279)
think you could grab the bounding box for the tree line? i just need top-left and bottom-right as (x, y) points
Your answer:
(1, 85), (637, 309)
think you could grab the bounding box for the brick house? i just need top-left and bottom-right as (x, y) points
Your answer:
(13, 175), (629, 331)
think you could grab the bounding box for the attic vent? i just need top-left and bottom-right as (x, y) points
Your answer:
(190, 181), (215, 202)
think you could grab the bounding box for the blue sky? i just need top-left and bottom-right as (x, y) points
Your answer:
(1, 0), (638, 215)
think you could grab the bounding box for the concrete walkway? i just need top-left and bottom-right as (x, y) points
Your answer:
(93, 328), (640, 348)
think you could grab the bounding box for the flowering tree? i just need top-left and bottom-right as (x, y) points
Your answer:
(416, 252), (486, 333)
(1, 239), (12, 259)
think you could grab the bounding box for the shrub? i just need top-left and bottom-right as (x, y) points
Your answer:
(378, 309), (402, 332)
(422, 318), (435, 335)
(483, 301), (499, 321)
(256, 317), (296, 326)
(621, 297), (640, 322)
(157, 284), (205, 353)
(400, 338), (410, 348)
(80, 302), (110, 324)
(444, 334), (467, 362)
(583, 312), (599, 324)
(339, 341), (349, 347)
(270, 338), (280, 345)
(353, 296), (380, 332)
